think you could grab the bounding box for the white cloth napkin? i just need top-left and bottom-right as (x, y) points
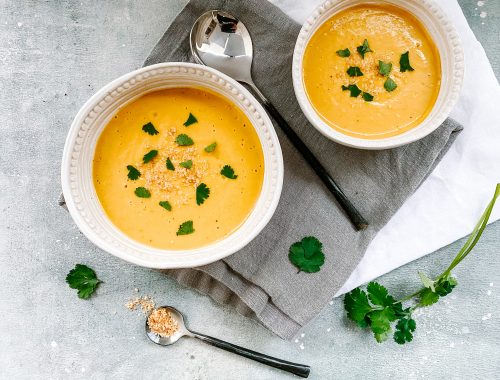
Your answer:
(268, 0), (500, 296)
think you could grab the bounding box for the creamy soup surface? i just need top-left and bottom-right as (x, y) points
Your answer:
(303, 4), (441, 139)
(93, 88), (264, 250)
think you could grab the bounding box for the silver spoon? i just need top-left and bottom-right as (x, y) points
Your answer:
(190, 10), (368, 231)
(146, 306), (310, 378)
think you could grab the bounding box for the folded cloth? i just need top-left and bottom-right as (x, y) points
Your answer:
(58, 0), (463, 340)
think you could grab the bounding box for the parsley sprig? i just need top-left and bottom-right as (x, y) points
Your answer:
(344, 184), (500, 344)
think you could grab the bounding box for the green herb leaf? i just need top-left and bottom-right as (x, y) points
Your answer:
(126, 165), (141, 180)
(418, 271), (436, 292)
(183, 112), (198, 127)
(288, 236), (325, 273)
(342, 84), (362, 98)
(378, 61), (393, 76)
(175, 134), (194, 146)
(221, 165), (238, 179)
(166, 157), (175, 171)
(142, 122), (159, 136)
(367, 282), (396, 307)
(394, 318), (416, 344)
(159, 201), (172, 211)
(362, 92), (374, 102)
(134, 187), (151, 198)
(177, 220), (194, 235)
(369, 307), (396, 335)
(204, 142), (217, 153)
(400, 51), (414, 72)
(357, 39), (373, 59)
(196, 183), (210, 205)
(384, 77), (398, 92)
(336, 48), (351, 57)
(66, 264), (101, 299)
(179, 160), (193, 169)
(434, 277), (457, 296)
(344, 288), (372, 324)
(375, 329), (392, 343)
(347, 66), (364, 77)
(143, 149), (158, 163)
(419, 288), (440, 306)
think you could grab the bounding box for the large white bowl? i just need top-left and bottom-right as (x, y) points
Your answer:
(61, 62), (284, 269)
(292, 0), (464, 150)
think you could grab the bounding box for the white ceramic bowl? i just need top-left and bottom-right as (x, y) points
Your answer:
(292, 0), (464, 150)
(61, 62), (283, 269)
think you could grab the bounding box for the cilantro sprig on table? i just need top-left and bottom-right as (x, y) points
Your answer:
(66, 264), (101, 299)
(289, 236), (325, 273)
(344, 184), (500, 344)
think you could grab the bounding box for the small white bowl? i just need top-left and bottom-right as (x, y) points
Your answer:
(61, 62), (284, 269)
(292, 0), (464, 150)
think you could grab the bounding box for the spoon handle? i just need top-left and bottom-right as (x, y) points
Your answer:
(191, 331), (310, 378)
(246, 81), (368, 231)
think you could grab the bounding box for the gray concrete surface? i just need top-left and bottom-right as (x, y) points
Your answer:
(0, 0), (499, 379)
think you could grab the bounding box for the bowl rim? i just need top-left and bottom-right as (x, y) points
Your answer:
(292, 0), (465, 150)
(61, 62), (284, 269)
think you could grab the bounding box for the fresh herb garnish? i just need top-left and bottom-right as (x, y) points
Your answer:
(175, 134), (194, 146)
(289, 236), (325, 273)
(384, 77), (398, 92)
(183, 112), (198, 127)
(166, 157), (175, 171)
(356, 39), (372, 59)
(347, 66), (364, 77)
(362, 92), (374, 102)
(221, 165), (238, 179)
(400, 51), (414, 72)
(378, 61), (393, 76)
(159, 201), (172, 211)
(126, 165), (141, 180)
(336, 48), (351, 57)
(179, 160), (193, 169)
(342, 84), (362, 98)
(142, 122), (159, 136)
(344, 184), (500, 344)
(177, 220), (194, 235)
(134, 187), (151, 198)
(66, 264), (101, 299)
(196, 183), (210, 205)
(204, 142), (217, 153)
(143, 149), (158, 163)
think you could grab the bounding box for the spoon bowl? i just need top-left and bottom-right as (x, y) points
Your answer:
(145, 306), (191, 346)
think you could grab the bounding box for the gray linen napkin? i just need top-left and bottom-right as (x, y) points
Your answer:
(61, 0), (463, 339)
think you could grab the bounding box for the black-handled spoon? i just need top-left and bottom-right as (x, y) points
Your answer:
(146, 306), (311, 378)
(189, 10), (368, 230)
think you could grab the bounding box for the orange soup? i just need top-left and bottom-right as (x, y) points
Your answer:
(303, 4), (441, 139)
(93, 88), (264, 250)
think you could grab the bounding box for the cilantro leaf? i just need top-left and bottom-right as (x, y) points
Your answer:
(375, 329), (392, 343)
(134, 187), (151, 198)
(221, 165), (238, 179)
(419, 288), (440, 306)
(394, 317), (416, 344)
(357, 39), (372, 59)
(378, 60), (392, 76)
(126, 165), (140, 180)
(435, 277), (457, 296)
(204, 142), (217, 153)
(143, 149), (158, 163)
(159, 201), (172, 211)
(336, 48), (351, 57)
(344, 288), (372, 324)
(400, 51), (414, 72)
(347, 66), (364, 77)
(196, 183), (210, 205)
(418, 271), (435, 291)
(362, 92), (374, 102)
(179, 160), (193, 169)
(66, 264), (101, 299)
(342, 84), (362, 98)
(367, 282), (396, 307)
(384, 77), (397, 92)
(175, 134), (194, 146)
(288, 236), (325, 273)
(183, 112), (198, 127)
(142, 122), (159, 136)
(176, 220), (194, 235)
(369, 307), (397, 335)
(166, 157), (175, 171)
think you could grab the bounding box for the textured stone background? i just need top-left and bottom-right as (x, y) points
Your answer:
(0, 0), (499, 379)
